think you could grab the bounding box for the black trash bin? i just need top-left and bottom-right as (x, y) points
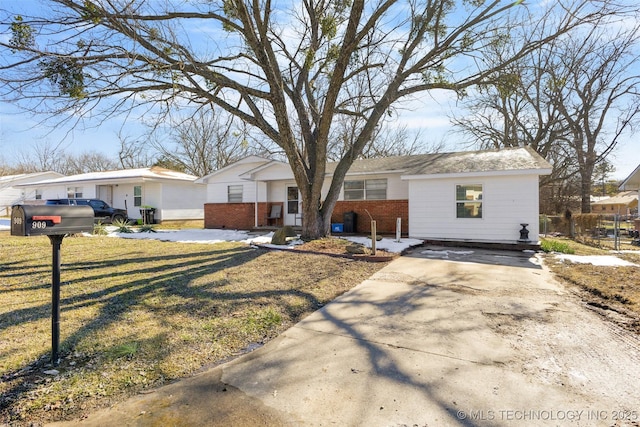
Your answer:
(343, 211), (357, 233)
(140, 207), (156, 225)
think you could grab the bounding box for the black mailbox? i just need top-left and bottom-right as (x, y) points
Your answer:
(11, 204), (95, 236)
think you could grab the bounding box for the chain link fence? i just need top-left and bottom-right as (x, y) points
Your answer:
(540, 214), (640, 249)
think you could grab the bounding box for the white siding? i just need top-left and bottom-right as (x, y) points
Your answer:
(208, 162), (409, 204)
(408, 174), (541, 242)
(0, 187), (24, 215)
(0, 187), (25, 213)
(204, 160), (270, 203)
(39, 183), (96, 200)
(1, 172), (65, 214)
(268, 181), (286, 202)
(160, 182), (206, 220)
(252, 163), (293, 181)
(207, 181), (258, 203)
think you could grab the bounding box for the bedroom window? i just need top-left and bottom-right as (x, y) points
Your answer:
(456, 184), (483, 219)
(134, 186), (142, 207)
(67, 187), (83, 199)
(344, 179), (387, 200)
(228, 185), (243, 203)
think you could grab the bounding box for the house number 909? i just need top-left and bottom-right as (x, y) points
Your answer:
(31, 221), (48, 229)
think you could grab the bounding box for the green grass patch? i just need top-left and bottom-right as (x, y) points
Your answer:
(540, 238), (575, 254)
(106, 342), (140, 360)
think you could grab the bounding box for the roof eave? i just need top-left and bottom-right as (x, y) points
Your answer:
(16, 174), (197, 187)
(401, 168), (552, 180)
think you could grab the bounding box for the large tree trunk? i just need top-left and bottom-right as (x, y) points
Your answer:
(300, 201), (330, 240)
(580, 177), (592, 214)
(299, 176), (342, 240)
(579, 152), (595, 214)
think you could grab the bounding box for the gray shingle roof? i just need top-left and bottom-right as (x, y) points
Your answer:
(327, 146), (552, 176)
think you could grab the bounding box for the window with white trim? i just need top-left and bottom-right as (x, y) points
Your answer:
(67, 187), (83, 199)
(344, 179), (387, 200)
(228, 185), (243, 203)
(134, 186), (142, 207)
(456, 184), (483, 218)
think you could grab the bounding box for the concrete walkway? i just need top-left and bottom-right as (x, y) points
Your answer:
(51, 247), (640, 426)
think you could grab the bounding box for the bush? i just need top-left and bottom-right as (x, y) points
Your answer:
(138, 224), (157, 233)
(93, 221), (108, 235)
(112, 218), (133, 233)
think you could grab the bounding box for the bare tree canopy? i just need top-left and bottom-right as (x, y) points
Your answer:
(0, 0), (624, 238)
(454, 17), (640, 214)
(10, 140), (117, 174)
(148, 107), (258, 176)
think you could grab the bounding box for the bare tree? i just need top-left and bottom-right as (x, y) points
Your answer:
(12, 140), (66, 173)
(150, 107), (255, 177)
(117, 135), (156, 169)
(453, 47), (569, 158)
(0, 0), (618, 238)
(454, 19), (640, 214)
(548, 25), (640, 213)
(453, 45), (579, 212)
(328, 116), (439, 161)
(60, 151), (117, 174)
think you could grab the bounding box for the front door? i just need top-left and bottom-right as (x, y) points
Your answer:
(285, 186), (301, 226)
(97, 185), (113, 205)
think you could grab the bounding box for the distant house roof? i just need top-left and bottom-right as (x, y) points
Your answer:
(16, 167), (198, 186)
(0, 171), (64, 186)
(591, 191), (638, 207)
(332, 146), (551, 178)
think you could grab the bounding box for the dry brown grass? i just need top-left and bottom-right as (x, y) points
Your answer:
(542, 237), (640, 331)
(0, 233), (387, 425)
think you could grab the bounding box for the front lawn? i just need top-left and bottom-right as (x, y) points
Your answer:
(0, 233), (386, 424)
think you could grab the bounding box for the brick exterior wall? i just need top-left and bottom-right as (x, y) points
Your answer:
(204, 202), (282, 229)
(204, 200), (408, 235)
(331, 200), (408, 235)
(204, 203), (254, 229)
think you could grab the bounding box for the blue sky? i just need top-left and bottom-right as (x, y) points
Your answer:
(2, 91), (636, 181)
(0, 0), (638, 182)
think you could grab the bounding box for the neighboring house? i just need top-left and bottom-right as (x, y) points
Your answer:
(0, 171), (64, 216)
(197, 146), (552, 245)
(620, 164), (640, 230)
(16, 167), (206, 222)
(590, 191), (638, 217)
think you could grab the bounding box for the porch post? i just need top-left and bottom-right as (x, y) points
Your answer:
(254, 180), (259, 228)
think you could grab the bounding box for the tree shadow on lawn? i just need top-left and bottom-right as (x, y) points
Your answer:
(0, 246), (254, 335)
(0, 244), (336, 422)
(226, 280), (495, 427)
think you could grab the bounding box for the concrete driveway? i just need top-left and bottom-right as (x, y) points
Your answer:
(52, 246), (640, 426)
